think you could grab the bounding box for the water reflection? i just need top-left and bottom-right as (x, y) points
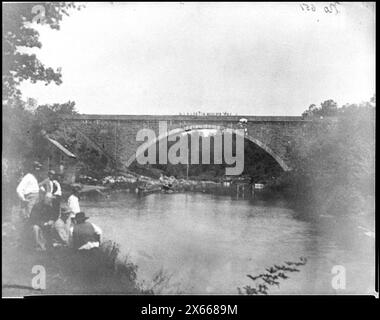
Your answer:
(82, 192), (374, 294)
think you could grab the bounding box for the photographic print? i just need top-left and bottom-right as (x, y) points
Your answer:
(2, 2), (376, 298)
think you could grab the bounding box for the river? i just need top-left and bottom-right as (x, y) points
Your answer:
(81, 192), (375, 294)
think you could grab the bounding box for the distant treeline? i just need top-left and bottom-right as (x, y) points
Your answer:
(269, 97), (375, 220)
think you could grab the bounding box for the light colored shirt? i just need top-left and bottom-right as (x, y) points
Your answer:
(67, 194), (80, 215)
(69, 223), (102, 250)
(77, 241), (100, 250)
(55, 218), (71, 244)
(16, 173), (39, 201)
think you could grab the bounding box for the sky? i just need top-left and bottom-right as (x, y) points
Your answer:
(19, 2), (375, 116)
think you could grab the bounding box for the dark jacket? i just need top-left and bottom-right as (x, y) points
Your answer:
(29, 202), (55, 227)
(72, 222), (100, 250)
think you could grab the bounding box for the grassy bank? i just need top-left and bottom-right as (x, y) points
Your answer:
(2, 222), (151, 296)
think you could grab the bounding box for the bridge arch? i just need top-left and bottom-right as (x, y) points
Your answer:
(126, 125), (291, 172)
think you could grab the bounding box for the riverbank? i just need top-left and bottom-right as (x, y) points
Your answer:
(2, 219), (150, 296)
(1, 175), (259, 297)
(76, 173), (260, 200)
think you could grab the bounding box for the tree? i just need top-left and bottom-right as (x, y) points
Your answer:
(2, 3), (81, 193)
(291, 96), (375, 219)
(302, 104), (317, 118)
(302, 100), (338, 118)
(34, 101), (78, 133)
(2, 2), (80, 105)
(26, 101), (78, 161)
(320, 99), (338, 117)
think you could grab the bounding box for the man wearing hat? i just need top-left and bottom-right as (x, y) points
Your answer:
(39, 170), (62, 220)
(53, 207), (72, 246)
(39, 170), (54, 194)
(16, 161), (42, 219)
(70, 212), (102, 251)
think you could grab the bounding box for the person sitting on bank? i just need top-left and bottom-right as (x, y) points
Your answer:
(29, 199), (56, 251)
(16, 161), (42, 220)
(53, 207), (72, 247)
(70, 212), (102, 251)
(67, 185), (81, 219)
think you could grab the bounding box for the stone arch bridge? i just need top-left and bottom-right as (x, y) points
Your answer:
(62, 114), (313, 173)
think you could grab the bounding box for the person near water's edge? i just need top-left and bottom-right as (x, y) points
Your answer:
(39, 170), (54, 194)
(16, 161), (42, 220)
(49, 199), (102, 250)
(16, 161), (43, 248)
(69, 212), (103, 278)
(29, 200), (56, 251)
(67, 185), (81, 219)
(51, 173), (62, 219)
(14, 162), (103, 253)
(53, 207), (72, 246)
(70, 212), (102, 251)
(39, 170), (62, 220)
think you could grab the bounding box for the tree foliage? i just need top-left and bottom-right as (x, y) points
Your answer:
(302, 99), (339, 118)
(284, 96), (375, 220)
(3, 2), (80, 104)
(2, 2), (80, 185)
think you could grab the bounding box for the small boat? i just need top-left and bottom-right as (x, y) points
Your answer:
(137, 184), (162, 196)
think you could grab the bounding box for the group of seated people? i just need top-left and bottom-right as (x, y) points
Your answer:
(29, 198), (102, 252)
(16, 162), (102, 252)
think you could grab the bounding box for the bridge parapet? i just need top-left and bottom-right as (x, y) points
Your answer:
(62, 114), (307, 122)
(61, 114), (313, 173)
